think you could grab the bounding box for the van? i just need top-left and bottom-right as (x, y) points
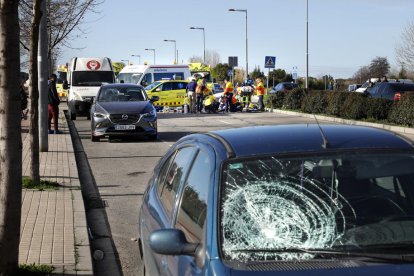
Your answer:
(117, 64), (190, 86)
(65, 57), (115, 120)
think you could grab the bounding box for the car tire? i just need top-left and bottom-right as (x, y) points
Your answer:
(149, 132), (157, 141)
(70, 110), (76, 120)
(86, 113), (91, 120)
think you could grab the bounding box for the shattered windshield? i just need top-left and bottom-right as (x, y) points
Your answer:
(221, 152), (414, 262)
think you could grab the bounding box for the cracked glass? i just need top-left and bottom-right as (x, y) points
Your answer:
(220, 153), (414, 261)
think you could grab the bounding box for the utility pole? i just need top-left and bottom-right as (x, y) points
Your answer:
(38, 0), (48, 151)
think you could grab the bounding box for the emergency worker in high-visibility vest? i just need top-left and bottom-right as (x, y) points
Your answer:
(223, 79), (234, 112)
(255, 78), (265, 111)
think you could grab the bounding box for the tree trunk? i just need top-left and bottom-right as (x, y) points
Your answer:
(0, 0), (23, 275)
(28, 0), (43, 185)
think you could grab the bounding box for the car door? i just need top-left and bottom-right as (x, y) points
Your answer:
(171, 81), (187, 106)
(166, 148), (213, 276)
(142, 146), (197, 276)
(150, 82), (172, 106)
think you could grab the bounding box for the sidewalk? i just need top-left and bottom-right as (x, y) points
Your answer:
(20, 108), (93, 275)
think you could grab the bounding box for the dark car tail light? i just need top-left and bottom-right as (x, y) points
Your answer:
(393, 92), (401, 101)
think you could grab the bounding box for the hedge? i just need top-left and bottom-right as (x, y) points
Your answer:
(264, 90), (414, 127)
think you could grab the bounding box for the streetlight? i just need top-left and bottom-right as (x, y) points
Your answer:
(163, 39), (177, 64)
(145, 48), (156, 64)
(229, 8), (248, 79)
(306, 0), (309, 89)
(131, 54), (140, 64)
(190, 27), (205, 63)
(121, 59), (129, 66)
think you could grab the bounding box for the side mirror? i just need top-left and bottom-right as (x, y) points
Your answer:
(63, 80), (69, 90)
(155, 88), (161, 92)
(149, 229), (198, 256)
(150, 96), (159, 102)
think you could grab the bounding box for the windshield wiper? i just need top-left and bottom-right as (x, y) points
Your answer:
(232, 247), (414, 263)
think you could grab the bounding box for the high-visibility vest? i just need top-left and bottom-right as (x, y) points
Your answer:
(256, 82), (265, 96)
(224, 82), (234, 95)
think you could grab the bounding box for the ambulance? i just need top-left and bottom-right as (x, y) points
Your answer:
(56, 64), (68, 97)
(117, 64), (190, 86)
(65, 57), (115, 120)
(188, 62), (214, 90)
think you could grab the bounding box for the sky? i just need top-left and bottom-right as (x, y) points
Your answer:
(59, 0), (414, 79)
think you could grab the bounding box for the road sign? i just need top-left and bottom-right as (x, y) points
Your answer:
(264, 56), (276, 69)
(228, 56), (238, 68)
(292, 72), (298, 80)
(228, 69), (233, 77)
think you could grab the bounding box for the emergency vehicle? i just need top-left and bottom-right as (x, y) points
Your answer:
(188, 62), (214, 90)
(117, 64), (190, 86)
(65, 57), (115, 120)
(56, 64), (68, 97)
(144, 79), (189, 108)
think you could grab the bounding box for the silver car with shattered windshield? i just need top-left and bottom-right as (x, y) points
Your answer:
(90, 83), (158, 142)
(138, 124), (414, 275)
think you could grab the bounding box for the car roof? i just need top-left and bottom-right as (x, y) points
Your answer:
(102, 83), (144, 89)
(154, 80), (189, 83)
(208, 124), (414, 158)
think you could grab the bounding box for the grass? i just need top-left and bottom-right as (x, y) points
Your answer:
(22, 176), (60, 191)
(18, 264), (54, 275)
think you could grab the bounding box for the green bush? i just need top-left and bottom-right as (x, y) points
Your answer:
(340, 93), (367, 120)
(301, 90), (327, 114)
(283, 88), (306, 110)
(388, 93), (414, 126)
(265, 92), (286, 109)
(325, 92), (348, 116)
(366, 98), (393, 121)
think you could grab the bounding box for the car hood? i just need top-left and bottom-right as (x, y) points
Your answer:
(97, 101), (152, 114)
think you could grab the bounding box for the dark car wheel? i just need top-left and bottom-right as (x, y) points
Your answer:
(149, 132), (157, 141)
(91, 135), (100, 142)
(70, 110), (76, 120)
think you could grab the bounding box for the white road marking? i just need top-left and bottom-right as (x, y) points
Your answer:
(218, 120), (232, 125)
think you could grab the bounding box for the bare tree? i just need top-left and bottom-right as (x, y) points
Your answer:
(188, 55), (203, 63)
(353, 65), (371, 83)
(19, 0), (103, 71)
(205, 50), (220, 67)
(0, 0), (23, 274)
(396, 20), (414, 70)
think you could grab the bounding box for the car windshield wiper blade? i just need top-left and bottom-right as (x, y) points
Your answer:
(231, 247), (414, 263)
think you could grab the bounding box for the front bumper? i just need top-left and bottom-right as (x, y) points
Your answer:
(92, 114), (157, 138)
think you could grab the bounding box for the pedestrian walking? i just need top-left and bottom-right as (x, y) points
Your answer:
(223, 78), (234, 112)
(186, 77), (197, 113)
(255, 78), (265, 111)
(48, 74), (62, 134)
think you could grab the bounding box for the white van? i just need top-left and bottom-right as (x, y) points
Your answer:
(65, 57), (115, 120)
(117, 64), (190, 86)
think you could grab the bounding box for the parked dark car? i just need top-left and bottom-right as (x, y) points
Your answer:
(138, 124), (414, 276)
(270, 82), (300, 93)
(365, 82), (414, 100)
(90, 83), (158, 142)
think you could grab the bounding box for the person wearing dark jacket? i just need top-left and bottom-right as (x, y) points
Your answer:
(48, 74), (62, 134)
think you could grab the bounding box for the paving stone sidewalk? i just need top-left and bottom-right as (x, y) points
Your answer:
(20, 108), (93, 275)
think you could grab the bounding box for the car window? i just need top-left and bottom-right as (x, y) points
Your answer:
(157, 147), (195, 221)
(172, 82), (186, 90)
(220, 152), (414, 262)
(175, 151), (210, 243)
(160, 82), (173, 91)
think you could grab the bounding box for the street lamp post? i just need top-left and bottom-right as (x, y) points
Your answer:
(306, 0), (309, 89)
(229, 8), (248, 80)
(190, 27), (205, 63)
(163, 39), (177, 64)
(121, 59), (129, 66)
(145, 48), (156, 64)
(131, 54), (140, 64)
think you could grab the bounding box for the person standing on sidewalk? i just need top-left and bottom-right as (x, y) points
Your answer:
(255, 78), (265, 111)
(48, 74), (62, 134)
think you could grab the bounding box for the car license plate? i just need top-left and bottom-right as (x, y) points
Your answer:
(115, 125), (135, 130)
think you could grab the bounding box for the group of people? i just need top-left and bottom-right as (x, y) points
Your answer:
(184, 75), (265, 114)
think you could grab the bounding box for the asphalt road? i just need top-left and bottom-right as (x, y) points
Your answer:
(71, 110), (414, 276)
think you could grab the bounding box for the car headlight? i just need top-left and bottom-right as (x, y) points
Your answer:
(93, 112), (108, 119)
(142, 109), (156, 120)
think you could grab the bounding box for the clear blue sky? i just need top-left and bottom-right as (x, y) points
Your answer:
(59, 0), (414, 79)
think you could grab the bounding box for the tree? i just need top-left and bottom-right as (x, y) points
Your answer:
(396, 20), (414, 69)
(205, 50), (220, 67)
(251, 66), (266, 82)
(369, 56), (390, 78)
(353, 65), (371, 83)
(0, 1), (23, 274)
(211, 63), (230, 82)
(19, 0), (103, 71)
(188, 55), (203, 63)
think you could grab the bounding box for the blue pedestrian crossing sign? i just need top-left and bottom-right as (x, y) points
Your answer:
(228, 69), (233, 77)
(264, 56), (276, 68)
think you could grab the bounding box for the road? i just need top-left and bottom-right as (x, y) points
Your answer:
(70, 111), (414, 276)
